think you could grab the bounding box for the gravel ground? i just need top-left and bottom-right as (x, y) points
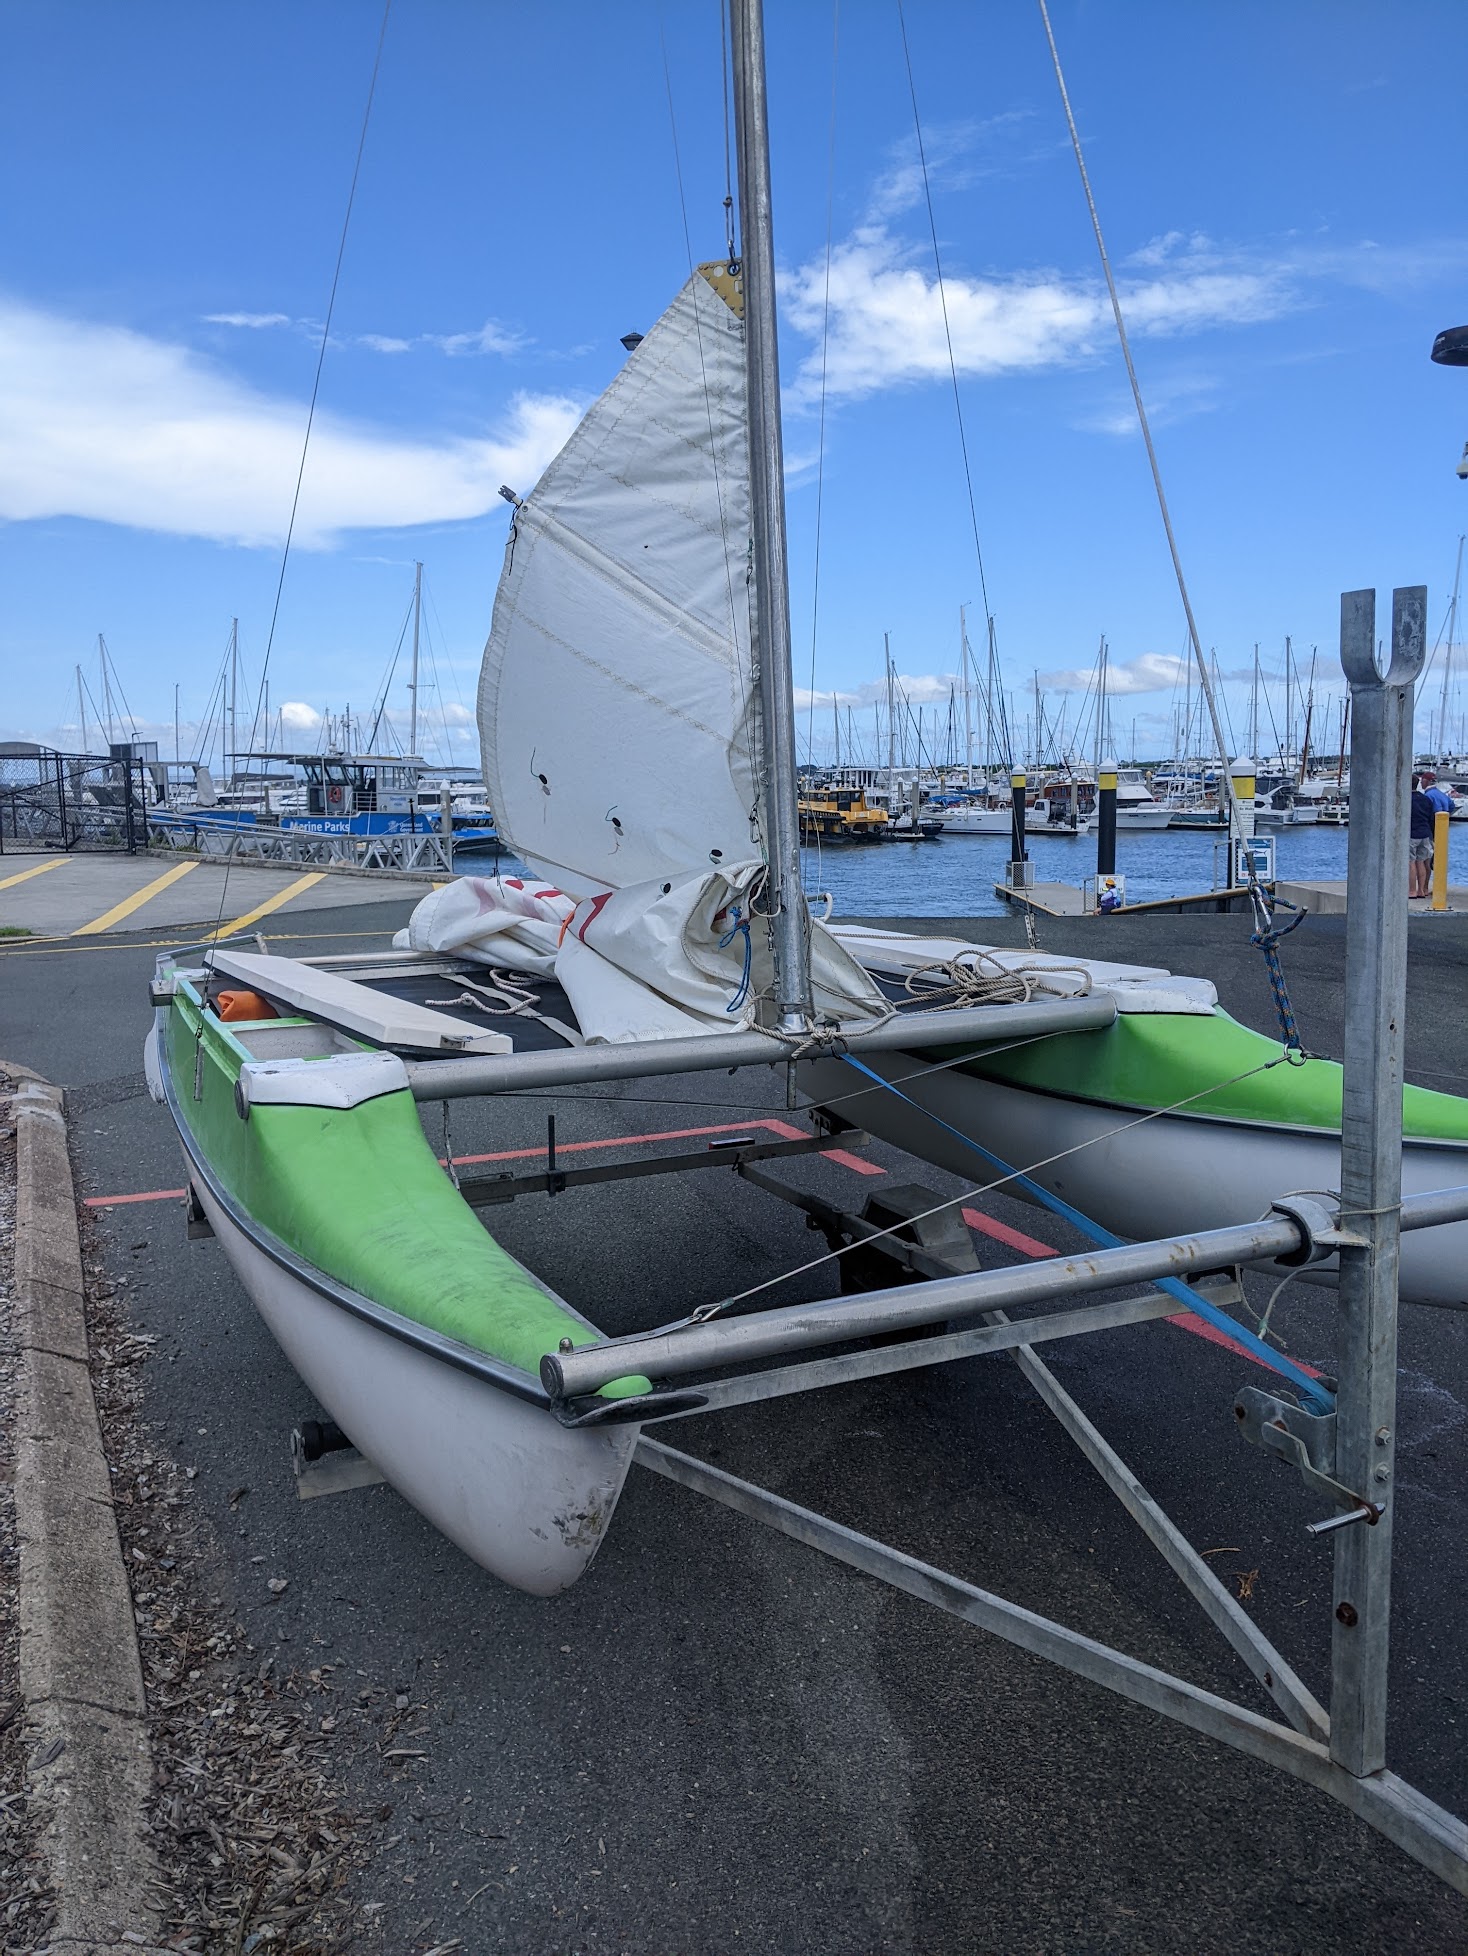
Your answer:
(0, 1072), (56, 1955)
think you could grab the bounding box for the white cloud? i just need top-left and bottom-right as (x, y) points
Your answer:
(278, 701), (323, 731)
(795, 672), (960, 713)
(1037, 652), (1190, 696)
(780, 228), (1290, 405)
(204, 310), (527, 358)
(0, 296), (582, 546)
(426, 322), (527, 358)
(204, 311), (293, 329)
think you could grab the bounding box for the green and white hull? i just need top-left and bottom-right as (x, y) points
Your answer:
(145, 964), (648, 1596)
(815, 928), (1468, 1310)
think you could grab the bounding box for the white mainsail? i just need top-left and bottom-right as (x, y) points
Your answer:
(457, 261), (885, 1041)
(480, 264), (760, 899)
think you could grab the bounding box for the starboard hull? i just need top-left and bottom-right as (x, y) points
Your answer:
(802, 1050), (1468, 1310)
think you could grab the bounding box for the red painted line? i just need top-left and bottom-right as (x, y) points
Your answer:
(962, 1205), (1056, 1260)
(959, 1204), (1322, 1380)
(85, 1188), (186, 1207)
(442, 1116), (808, 1168)
(1164, 1310), (1322, 1378)
(825, 1148), (885, 1176)
(84, 1117), (882, 1207)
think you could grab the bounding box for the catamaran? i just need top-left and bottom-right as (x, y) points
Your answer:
(142, 0), (1468, 1889)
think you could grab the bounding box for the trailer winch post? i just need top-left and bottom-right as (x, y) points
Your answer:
(1333, 584), (1426, 1773)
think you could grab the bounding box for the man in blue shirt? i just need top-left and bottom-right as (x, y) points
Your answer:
(1421, 770), (1456, 816)
(1409, 773), (1438, 898)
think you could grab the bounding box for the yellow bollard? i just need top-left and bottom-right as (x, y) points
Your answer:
(1432, 810), (1450, 910)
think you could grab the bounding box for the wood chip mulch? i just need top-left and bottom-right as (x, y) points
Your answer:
(85, 1200), (383, 1955)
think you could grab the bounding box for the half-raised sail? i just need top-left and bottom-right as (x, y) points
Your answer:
(480, 264), (760, 900)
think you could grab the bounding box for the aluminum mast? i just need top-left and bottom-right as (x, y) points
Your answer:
(731, 0), (813, 1031)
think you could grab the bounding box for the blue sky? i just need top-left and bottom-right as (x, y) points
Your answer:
(3, 1), (1468, 770)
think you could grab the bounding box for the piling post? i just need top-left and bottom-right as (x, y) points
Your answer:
(1008, 768), (1029, 888)
(1096, 756), (1117, 877)
(1229, 757), (1256, 842)
(1333, 584), (1425, 1776)
(440, 782), (455, 877)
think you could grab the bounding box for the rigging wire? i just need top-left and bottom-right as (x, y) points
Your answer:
(205, 0), (392, 941)
(425, 577), (472, 765)
(1037, 0), (1241, 846)
(804, 1), (841, 770)
(241, 0), (392, 761)
(895, 2), (1000, 687)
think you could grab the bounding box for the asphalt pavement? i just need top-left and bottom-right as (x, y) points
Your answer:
(4, 895), (1467, 1954)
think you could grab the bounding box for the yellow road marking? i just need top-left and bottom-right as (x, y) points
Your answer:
(206, 872), (328, 941)
(0, 925), (406, 958)
(0, 857), (70, 892)
(72, 859), (200, 936)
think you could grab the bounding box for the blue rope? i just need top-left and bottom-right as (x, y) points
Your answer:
(1248, 888), (1308, 1062)
(719, 906), (753, 1015)
(840, 1054), (1335, 1416)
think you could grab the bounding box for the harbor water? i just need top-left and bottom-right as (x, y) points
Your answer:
(799, 821), (1468, 917)
(470, 822), (1468, 919)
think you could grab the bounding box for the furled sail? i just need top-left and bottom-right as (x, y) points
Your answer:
(480, 263), (761, 900)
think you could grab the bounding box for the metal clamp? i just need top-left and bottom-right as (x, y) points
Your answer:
(1268, 1192), (1365, 1263)
(1232, 1386), (1384, 1535)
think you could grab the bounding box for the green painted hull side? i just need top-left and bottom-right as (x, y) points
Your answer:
(165, 993), (649, 1398)
(949, 1008), (1468, 1141)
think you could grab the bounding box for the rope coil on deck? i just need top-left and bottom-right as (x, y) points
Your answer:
(902, 953), (1094, 1011)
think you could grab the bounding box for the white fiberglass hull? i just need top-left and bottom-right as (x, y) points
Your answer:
(190, 1169), (638, 1595)
(937, 809), (1013, 835)
(1115, 806), (1173, 829)
(802, 1056), (1468, 1310)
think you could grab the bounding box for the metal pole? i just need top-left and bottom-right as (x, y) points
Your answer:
(1096, 756), (1117, 878)
(1008, 767), (1028, 885)
(731, 0), (812, 1031)
(409, 561), (422, 761)
(543, 1212), (1311, 1398)
(402, 992), (1118, 1102)
(440, 780), (455, 877)
(1333, 584), (1426, 1776)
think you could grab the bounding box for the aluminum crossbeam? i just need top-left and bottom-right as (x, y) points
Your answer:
(402, 995), (1117, 1102)
(544, 1212), (1303, 1398)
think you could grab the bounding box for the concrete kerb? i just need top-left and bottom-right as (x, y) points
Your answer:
(8, 1069), (164, 1952)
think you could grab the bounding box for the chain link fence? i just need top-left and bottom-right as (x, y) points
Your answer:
(0, 750), (156, 854)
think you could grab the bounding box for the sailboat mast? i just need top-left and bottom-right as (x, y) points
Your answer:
(1439, 534), (1463, 759)
(884, 632), (896, 808)
(731, 0), (811, 1029)
(961, 605), (973, 784)
(409, 560), (423, 760)
(98, 634), (116, 744)
(228, 618), (239, 788)
(76, 665), (88, 754)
